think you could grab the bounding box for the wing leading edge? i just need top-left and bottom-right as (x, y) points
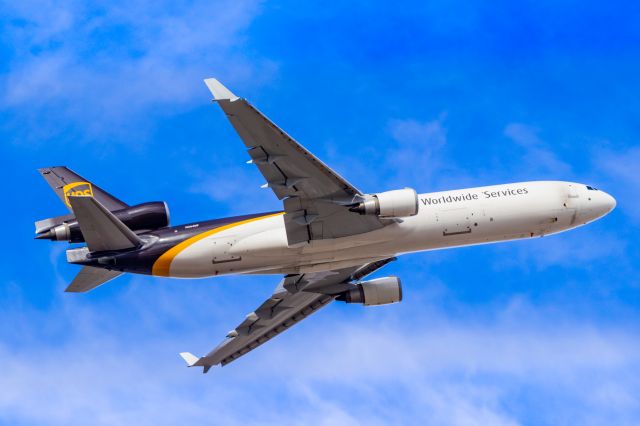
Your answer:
(180, 258), (396, 372)
(204, 78), (385, 245)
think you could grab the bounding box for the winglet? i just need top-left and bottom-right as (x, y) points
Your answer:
(204, 78), (239, 101)
(179, 352), (215, 374)
(179, 352), (200, 367)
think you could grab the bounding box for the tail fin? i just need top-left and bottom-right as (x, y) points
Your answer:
(66, 266), (123, 293)
(68, 195), (142, 252)
(38, 167), (128, 213)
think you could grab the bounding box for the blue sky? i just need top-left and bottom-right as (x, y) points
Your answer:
(2, 1), (640, 424)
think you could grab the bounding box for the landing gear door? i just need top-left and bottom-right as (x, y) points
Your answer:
(211, 236), (241, 264)
(439, 208), (472, 236)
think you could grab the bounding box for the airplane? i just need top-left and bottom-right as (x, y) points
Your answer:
(35, 78), (616, 373)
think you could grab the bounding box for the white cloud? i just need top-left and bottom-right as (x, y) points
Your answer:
(503, 123), (573, 179)
(598, 146), (640, 222)
(1, 279), (639, 425)
(490, 227), (625, 271)
(386, 116), (451, 187)
(0, 0), (274, 144)
(188, 165), (281, 215)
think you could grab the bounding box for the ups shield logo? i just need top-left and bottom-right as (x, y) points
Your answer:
(63, 181), (94, 207)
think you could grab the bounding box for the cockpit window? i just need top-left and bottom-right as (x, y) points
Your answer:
(586, 185), (598, 191)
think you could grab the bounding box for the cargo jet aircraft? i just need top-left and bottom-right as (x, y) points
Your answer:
(36, 79), (616, 372)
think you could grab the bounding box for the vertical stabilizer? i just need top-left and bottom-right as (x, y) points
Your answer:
(38, 166), (128, 213)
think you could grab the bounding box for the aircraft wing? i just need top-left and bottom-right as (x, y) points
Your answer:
(180, 258), (395, 372)
(204, 78), (384, 244)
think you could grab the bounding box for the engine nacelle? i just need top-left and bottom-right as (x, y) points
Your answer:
(36, 201), (170, 242)
(349, 188), (418, 218)
(336, 276), (403, 306)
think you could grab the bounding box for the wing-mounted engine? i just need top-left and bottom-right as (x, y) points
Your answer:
(35, 201), (170, 242)
(349, 188), (418, 218)
(336, 276), (403, 306)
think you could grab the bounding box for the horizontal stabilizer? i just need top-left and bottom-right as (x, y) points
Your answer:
(66, 266), (123, 293)
(69, 195), (142, 252)
(35, 213), (75, 234)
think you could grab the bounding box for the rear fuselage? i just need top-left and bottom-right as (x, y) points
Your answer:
(69, 181), (615, 278)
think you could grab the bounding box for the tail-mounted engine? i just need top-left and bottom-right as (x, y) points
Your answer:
(336, 276), (403, 306)
(349, 188), (418, 218)
(35, 201), (170, 242)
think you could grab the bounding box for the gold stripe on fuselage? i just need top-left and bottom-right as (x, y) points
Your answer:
(152, 212), (284, 277)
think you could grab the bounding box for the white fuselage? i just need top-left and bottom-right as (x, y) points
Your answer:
(165, 181), (615, 278)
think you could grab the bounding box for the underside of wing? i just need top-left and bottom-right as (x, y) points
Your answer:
(204, 78), (384, 245)
(181, 258), (396, 372)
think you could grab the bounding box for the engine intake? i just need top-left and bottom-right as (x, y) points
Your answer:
(349, 188), (418, 218)
(36, 201), (170, 242)
(336, 276), (402, 306)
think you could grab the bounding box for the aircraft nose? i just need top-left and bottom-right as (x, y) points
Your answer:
(600, 191), (616, 215)
(586, 189), (616, 221)
(573, 185), (616, 225)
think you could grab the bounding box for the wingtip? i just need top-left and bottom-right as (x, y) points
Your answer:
(179, 352), (200, 367)
(204, 78), (239, 101)
(180, 352), (217, 373)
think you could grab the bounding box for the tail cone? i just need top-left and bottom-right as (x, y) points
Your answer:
(35, 230), (54, 240)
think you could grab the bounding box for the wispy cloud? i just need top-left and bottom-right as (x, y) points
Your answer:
(491, 228), (626, 271)
(597, 146), (640, 223)
(188, 166), (281, 215)
(6, 1), (640, 424)
(336, 115), (477, 191)
(0, 0), (273, 144)
(503, 123), (573, 179)
(386, 116), (449, 186)
(1, 284), (639, 425)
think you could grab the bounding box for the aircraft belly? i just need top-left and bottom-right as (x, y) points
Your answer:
(167, 215), (291, 277)
(164, 181), (585, 278)
(168, 232), (392, 278)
